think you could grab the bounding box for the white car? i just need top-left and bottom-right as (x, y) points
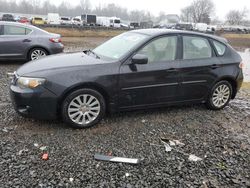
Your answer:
(71, 17), (82, 26)
(60, 17), (71, 25)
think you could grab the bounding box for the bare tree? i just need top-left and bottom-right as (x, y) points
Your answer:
(180, 6), (193, 22)
(226, 8), (249, 25)
(80, 0), (91, 14)
(181, 0), (214, 23)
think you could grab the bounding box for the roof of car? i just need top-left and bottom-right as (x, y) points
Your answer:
(131, 29), (228, 43)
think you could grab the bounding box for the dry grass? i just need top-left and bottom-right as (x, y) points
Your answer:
(43, 27), (125, 37)
(222, 34), (250, 49)
(222, 34), (250, 39)
(242, 82), (250, 89)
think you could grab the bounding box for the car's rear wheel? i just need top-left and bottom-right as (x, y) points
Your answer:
(62, 89), (106, 128)
(206, 80), (232, 110)
(29, 48), (48, 61)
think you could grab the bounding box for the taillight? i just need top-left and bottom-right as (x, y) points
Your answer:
(49, 38), (62, 43)
(239, 62), (244, 69)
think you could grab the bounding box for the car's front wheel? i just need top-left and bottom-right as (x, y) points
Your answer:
(206, 80), (233, 110)
(62, 89), (106, 128)
(29, 48), (48, 61)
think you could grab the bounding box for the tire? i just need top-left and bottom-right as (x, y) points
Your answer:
(61, 89), (106, 128)
(206, 80), (233, 110)
(28, 48), (48, 61)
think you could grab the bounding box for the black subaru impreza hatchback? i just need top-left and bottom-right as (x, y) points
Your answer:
(10, 29), (243, 128)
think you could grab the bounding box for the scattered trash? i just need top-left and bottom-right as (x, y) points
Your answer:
(69, 178), (74, 182)
(163, 143), (172, 152)
(141, 119), (146, 123)
(125, 173), (130, 177)
(42, 153), (49, 160)
(161, 137), (185, 147)
(34, 143), (39, 147)
(2, 127), (9, 133)
(39, 146), (48, 151)
(107, 151), (112, 156)
(18, 149), (28, 156)
(188, 154), (202, 162)
(172, 140), (185, 146)
(169, 140), (176, 146)
(94, 154), (140, 164)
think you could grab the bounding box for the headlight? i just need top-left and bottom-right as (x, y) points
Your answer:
(17, 77), (46, 89)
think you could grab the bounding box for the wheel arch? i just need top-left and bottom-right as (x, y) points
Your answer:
(57, 82), (110, 115)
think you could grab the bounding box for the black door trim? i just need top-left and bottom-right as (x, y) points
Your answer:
(122, 82), (179, 91)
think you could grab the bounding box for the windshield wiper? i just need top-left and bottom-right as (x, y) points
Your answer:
(86, 49), (100, 59)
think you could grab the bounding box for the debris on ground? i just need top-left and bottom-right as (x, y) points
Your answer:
(163, 142), (172, 152)
(107, 150), (112, 156)
(188, 154), (203, 162)
(39, 146), (48, 151)
(34, 143), (39, 147)
(2, 127), (9, 133)
(42, 153), (49, 160)
(18, 149), (29, 156)
(94, 154), (140, 164)
(125, 173), (130, 177)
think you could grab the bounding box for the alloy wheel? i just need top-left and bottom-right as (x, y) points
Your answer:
(31, 49), (47, 60)
(67, 94), (101, 125)
(212, 84), (230, 108)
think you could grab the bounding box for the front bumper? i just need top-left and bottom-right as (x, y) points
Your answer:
(10, 84), (58, 120)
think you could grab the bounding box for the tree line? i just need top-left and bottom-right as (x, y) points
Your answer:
(180, 0), (249, 25)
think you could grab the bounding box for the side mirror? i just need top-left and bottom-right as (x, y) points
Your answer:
(131, 54), (148, 65)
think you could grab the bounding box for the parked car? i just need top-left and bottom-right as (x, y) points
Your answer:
(0, 22), (64, 61)
(71, 17), (82, 26)
(174, 23), (193, 31)
(31, 17), (45, 25)
(18, 17), (30, 24)
(1, 14), (15, 22)
(9, 29), (243, 128)
(60, 17), (71, 25)
(47, 13), (60, 25)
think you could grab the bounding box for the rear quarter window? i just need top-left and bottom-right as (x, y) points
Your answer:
(213, 40), (226, 56)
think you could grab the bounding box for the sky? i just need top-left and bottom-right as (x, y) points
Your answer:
(51, 0), (250, 20)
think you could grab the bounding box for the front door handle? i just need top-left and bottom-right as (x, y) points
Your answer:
(23, 39), (31, 43)
(211, 64), (220, 69)
(166, 68), (178, 72)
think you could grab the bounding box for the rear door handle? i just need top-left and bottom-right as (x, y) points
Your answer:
(211, 64), (220, 69)
(166, 68), (178, 72)
(23, 39), (31, 43)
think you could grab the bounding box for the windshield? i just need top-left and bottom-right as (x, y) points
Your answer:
(93, 32), (149, 60)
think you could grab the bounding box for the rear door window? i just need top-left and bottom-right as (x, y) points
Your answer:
(213, 40), (226, 56)
(183, 36), (212, 59)
(4, 25), (31, 35)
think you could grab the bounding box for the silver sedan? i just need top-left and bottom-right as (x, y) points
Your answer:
(0, 21), (64, 61)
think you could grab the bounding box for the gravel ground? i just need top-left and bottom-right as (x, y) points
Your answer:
(0, 38), (250, 187)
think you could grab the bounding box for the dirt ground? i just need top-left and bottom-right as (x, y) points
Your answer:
(0, 37), (250, 187)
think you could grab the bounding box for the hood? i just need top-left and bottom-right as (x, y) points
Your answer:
(17, 52), (106, 76)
